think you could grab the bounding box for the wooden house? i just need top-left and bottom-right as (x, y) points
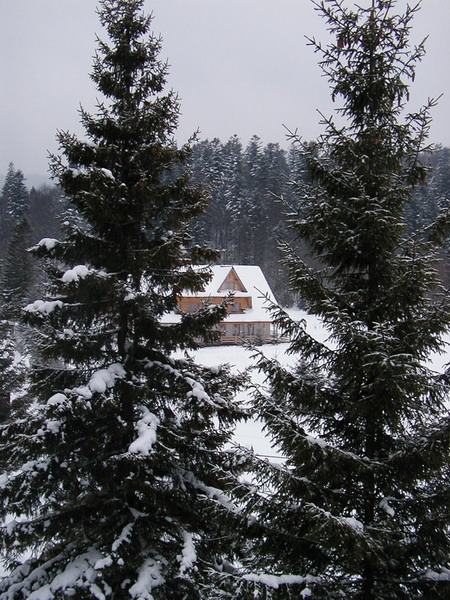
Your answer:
(162, 265), (278, 344)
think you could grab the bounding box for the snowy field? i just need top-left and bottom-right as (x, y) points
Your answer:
(173, 309), (326, 458)
(178, 308), (450, 459)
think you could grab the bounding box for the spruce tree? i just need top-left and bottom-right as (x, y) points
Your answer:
(0, 163), (29, 262)
(1, 217), (35, 321)
(0, 321), (15, 425)
(236, 1), (450, 598)
(1, 163), (29, 222)
(0, 1), (245, 597)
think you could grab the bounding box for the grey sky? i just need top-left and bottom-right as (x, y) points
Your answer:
(1, 0), (449, 180)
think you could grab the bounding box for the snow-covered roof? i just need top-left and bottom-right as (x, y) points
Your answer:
(162, 265), (277, 324)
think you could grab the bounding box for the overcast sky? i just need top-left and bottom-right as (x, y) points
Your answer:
(1, 0), (450, 182)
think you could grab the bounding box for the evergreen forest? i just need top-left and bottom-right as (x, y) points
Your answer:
(2, 141), (450, 308)
(1, 0), (450, 598)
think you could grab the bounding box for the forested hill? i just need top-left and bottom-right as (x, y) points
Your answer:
(190, 138), (450, 303)
(1, 139), (450, 306)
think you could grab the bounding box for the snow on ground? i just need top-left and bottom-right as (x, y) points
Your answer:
(179, 341), (288, 458)
(178, 308), (450, 459)
(174, 309), (330, 459)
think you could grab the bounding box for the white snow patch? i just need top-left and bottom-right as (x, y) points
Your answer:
(24, 300), (63, 315)
(305, 434), (327, 448)
(88, 363), (126, 394)
(184, 471), (239, 513)
(186, 378), (211, 403)
(340, 516), (364, 532)
(45, 420), (61, 434)
(36, 238), (59, 250)
(129, 558), (165, 599)
(70, 385), (93, 400)
(61, 265), (91, 283)
(47, 393), (68, 406)
(27, 549), (105, 600)
(242, 573), (320, 589)
(94, 556), (113, 570)
(68, 167), (83, 177)
(128, 407), (159, 456)
(5, 519), (17, 535)
(21, 459), (49, 473)
(111, 523), (134, 553)
(100, 168), (115, 180)
(424, 567), (450, 581)
(379, 497), (396, 517)
(129, 507), (147, 520)
(178, 531), (196, 576)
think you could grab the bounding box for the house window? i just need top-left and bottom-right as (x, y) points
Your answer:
(188, 303), (199, 312)
(223, 280), (235, 290)
(230, 302), (241, 313)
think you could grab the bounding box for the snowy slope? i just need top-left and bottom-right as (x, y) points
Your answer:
(178, 308), (450, 458)
(174, 309), (329, 458)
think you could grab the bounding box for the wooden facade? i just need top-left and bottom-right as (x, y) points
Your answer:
(178, 269), (253, 315)
(164, 266), (277, 345)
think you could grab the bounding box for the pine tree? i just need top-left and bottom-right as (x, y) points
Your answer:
(221, 135), (245, 264)
(189, 137), (241, 263)
(254, 142), (290, 300)
(1, 217), (35, 320)
(28, 183), (65, 245)
(0, 321), (15, 425)
(1, 163), (29, 222)
(235, 1), (450, 598)
(0, 1), (245, 597)
(0, 163), (29, 264)
(241, 135), (264, 265)
(188, 135), (296, 300)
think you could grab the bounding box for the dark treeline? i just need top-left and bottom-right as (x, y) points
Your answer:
(0, 166), (66, 421)
(0, 164), (64, 316)
(1, 141), (450, 309)
(188, 137), (450, 303)
(188, 135), (296, 305)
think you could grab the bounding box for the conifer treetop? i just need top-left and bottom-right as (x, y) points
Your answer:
(92, 0), (176, 128)
(0, 1), (246, 597)
(235, 1), (450, 598)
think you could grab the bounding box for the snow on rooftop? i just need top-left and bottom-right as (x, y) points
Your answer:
(161, 265), (276, 324)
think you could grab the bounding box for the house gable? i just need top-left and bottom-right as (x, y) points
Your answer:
(161, 265), (279, 344)
(217, 267), (247, 293)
